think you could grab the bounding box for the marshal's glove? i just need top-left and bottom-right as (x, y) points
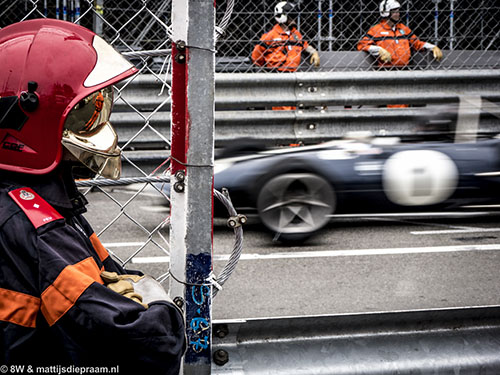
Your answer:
(432, 46), (443, 61)
(378, 47), (392, 63)
(101, 271), (148, 309)
(309, 51), (320, 67)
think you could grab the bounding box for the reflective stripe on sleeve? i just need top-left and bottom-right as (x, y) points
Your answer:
(89, 232), (110, 262)
(0, 288), (40, 328)
(41, 257), (104, 326)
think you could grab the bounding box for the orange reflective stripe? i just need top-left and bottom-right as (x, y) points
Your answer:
(89, 233), (109, 262)
(0, 288), (40, 328)
(41, 257), (104, 326)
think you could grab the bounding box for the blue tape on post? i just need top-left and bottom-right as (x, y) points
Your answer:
(185, 253), (212, 365)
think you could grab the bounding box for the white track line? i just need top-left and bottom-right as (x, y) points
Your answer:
(411, 228), (500, 235)
(130, 244), (500, 264)
(103, 242), (145, 248)
(329, 211), (494, 218)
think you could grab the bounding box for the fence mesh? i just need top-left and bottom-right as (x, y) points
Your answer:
(0, 1), (174, 282)
(217, 0), (500, 71)
(2, 0), (499, 73)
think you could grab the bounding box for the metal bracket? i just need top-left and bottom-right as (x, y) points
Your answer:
(173, 170), (186, 193)
(175, 40), (187, 64)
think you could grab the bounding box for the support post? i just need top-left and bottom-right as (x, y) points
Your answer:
(93, 0), (104, 35)
(433, 0), (439, 45)
(317, 0), (322, 52)
(328, 0), (333, 51)
(449, 0), (455, 50)
(170, 1), (215, 374)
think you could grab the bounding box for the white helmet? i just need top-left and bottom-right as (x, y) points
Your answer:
(274, 1), (295, 24)
(379, 0), (401, 17)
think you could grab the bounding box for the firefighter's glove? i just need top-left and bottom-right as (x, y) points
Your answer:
(309, 51), (320, 67)
(101, 271), (148, 309)
(432, 46), (443, 61)
(132, 275), (183, 315)
(378, 48), (392, 63)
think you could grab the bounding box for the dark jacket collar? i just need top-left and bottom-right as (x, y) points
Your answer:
(0, 163), (88, 217)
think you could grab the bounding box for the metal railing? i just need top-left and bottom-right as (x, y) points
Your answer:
(212, 306), (500, 373)
(112, 66), (500, 152)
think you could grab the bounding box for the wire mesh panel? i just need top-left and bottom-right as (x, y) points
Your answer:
(2, 0), (499, 73)
(215, 0), (500, 72)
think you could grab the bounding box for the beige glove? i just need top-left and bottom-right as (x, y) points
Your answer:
(309, 51), (320, 67)
(432, 46), (443, 61)
(101, 271), (148, 309)
(378, 47), (392, 63)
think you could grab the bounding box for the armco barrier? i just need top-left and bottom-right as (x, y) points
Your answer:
(215, 70), (500, 108)
(113, 106), (500, 150)
(212, 306), (500, 374)
(113, 65), (500, 149)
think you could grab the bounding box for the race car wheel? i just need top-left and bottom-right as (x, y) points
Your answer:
(256, 173), (336, 242)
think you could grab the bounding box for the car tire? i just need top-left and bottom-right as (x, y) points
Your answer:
(256, 173), (336, 242)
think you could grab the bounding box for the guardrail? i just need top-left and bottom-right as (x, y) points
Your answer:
(212, 306), (500, 374)
(113, 68), (500, 149)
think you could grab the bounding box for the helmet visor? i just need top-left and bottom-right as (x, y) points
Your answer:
(66, 87), (113, 133)
(62, 87), (121, 180)
(283, 2), (298, 18)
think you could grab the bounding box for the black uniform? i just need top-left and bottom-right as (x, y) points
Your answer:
(0, 165), (185, 374)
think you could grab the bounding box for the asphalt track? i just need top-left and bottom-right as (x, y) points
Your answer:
(84, 189), (500, 320)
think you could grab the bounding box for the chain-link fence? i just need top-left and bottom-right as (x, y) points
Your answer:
(3, 0), (499, 73)
(218, 0), (500, 71)
(0, 1), (245, 286)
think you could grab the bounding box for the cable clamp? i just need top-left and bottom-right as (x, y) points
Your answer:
(208, 273), (223, 292)
(169, 270), (222, 291)
(227, 214), (247, 228)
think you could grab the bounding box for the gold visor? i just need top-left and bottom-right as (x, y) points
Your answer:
(62, 87), (121, 180)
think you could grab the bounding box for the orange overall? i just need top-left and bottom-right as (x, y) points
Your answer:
(252, 24), (308, 110)
(357, 19), (426, 67)
(358, 19), (426, 107)
(252, 23), (309, 72)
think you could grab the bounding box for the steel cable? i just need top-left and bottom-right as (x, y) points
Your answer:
(76, 178), (243, 298)
(212, 188), (243, 298)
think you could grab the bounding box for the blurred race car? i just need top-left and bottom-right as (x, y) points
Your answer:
(212, 133), (500, 241)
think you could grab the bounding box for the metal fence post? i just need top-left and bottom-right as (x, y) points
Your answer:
(170, 0), (215, 374)
(449, 0), (455, 50)
(93, 0), (103, 35)
(433, 0), (440, 45)
(328, 0), (333, 51)
(317, 0), (322, 51)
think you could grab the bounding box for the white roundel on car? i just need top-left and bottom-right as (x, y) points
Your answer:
(382, 150), (458, 206)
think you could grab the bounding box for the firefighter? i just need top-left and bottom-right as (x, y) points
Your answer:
(357, 0), (443, 67)
(251, 1), (320, 72)
(0, 19), (185, 373)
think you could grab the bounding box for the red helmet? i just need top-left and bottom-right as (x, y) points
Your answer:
(0, 19), (138, 178)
